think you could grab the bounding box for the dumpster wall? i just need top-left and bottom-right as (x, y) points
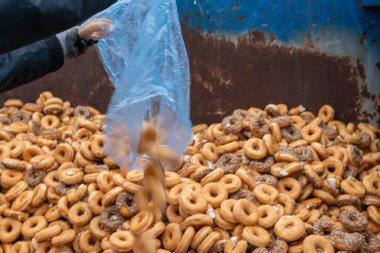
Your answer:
(178, 0), (380, 126)
(1, 0), (379, 126)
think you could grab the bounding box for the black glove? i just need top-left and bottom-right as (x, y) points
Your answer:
(56, 27), (97, 58)
(56, 18), (112, 58)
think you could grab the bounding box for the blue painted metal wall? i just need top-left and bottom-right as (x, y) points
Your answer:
(177, 0), (379, 44)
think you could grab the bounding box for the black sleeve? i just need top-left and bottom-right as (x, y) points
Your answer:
(0, 36), (64, 93)
(0, 0), (116, 55)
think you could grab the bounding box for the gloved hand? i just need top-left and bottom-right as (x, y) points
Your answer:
(56, 18), (112, 58)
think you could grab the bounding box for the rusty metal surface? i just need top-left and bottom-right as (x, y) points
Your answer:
(177, 0), (380, 126)
(183, 28), (380, 126)
(0, 32), (379, 127)
(0, 47), (114, 112)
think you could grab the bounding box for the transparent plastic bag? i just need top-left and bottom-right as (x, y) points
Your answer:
(92, 0), (192, 170)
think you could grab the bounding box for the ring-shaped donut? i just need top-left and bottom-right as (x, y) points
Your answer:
(274, 215), (305, 242)
(0, 218), (22, 243)
(233, 199), (259, 226)
(253, 184), (279, 204)
(201, 183), (228, 208)
(242, 226), (270, 247)
(243, 138), (267, 159)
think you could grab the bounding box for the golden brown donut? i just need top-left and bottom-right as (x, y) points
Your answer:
(175, 226), (195, 253)
(257, 205), (280, 228)
(68, 202), (92, 227)
(253, 184), (279, 204)
(242, 226), (270, 247)
(130, 211), (154, 235)
(162, 223), (182, 251)
(233, 199), (258, 226)
(0, 218), (22, 243)
(274, 215), (305, 242)
(201, 182), (228, 208)
(179, 189), (207, 215)
(243, 138), (268, 159)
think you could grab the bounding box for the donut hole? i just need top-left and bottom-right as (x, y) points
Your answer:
(117, 234), (128, 241)
(262, 189), (271, 195)
(308, 130), (315, 135)
(327, 165), (336, 173)
(285, 223), (294, 229)
(225, 178), (233, 184)
(87, 237), (97, 245)
(118, 193), (135, 207)
(316, 247), (324, 253)
(52, 175), (59, 183)
(252, 144), (260, 151)
(6, 224), (13, 232)
(370, 179), (380, 189)
(285, 185), (292, 191)
(188, 185), (198, 192)
(252, 230), (260, 236)
(210, 191), (218, 198)
(243, 206), (251, 215)
(97, 140), (104, 148)
(77, 208), (85, 216)
(30, 153), (38, 160)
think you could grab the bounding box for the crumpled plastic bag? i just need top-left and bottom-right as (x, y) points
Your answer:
(91, 0), (192, 170)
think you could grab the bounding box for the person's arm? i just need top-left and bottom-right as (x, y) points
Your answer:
(0, 37), (64, 92)
(0, 0), (116, 54)
(0, 19), (112, 93)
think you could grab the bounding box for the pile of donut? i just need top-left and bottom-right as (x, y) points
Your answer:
(0, 91), (379, 253)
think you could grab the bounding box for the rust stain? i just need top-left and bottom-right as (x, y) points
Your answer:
(239, 16), (246, 23)
(356, 59), (366, 79)
(182, 27), (379, 126)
